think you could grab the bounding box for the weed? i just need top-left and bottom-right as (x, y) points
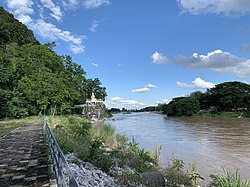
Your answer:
(210, 170), (250, 187)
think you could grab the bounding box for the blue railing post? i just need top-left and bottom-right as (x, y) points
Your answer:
(44, 118), (80, 187)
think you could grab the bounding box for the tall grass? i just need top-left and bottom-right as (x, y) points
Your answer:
(210, 171), (250, 187)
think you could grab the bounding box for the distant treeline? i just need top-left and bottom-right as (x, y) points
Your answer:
(0, 7), (107, 119)
(111, 81), (250, 117)
(145, 81), (250, 116)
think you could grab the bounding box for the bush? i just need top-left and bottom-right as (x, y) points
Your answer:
(163, 156), (203, 186)
(111, 137), (158, 173)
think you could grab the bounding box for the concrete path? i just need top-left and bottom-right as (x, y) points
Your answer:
(0, 121), (49, 186)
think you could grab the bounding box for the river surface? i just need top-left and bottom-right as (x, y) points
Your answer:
(106, 112), (250, 183)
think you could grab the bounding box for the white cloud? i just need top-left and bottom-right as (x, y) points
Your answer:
(132, 83), (157, 93)
(62, 0), (79, 9)
(153, 49), (250, 77)
(5, 0), (104, 54)
(40, 0), (63, 21)
(156, 99), (169, 104)
(91, 62), (99, 67)
(177, 0), (250, 17)
(31, 19), (86, 54)
(89, 20), (98, 32)
(179, 49), (250, 77)
(146, 84), (157, 88)
(83, 0), (110, 9)
(6, 0), (34, 24)
(151, 51), (169, 64)
(105, 97), (146, 109)
(69, 44), (85, 54)
(132, 87), (150, 93)
(177, 77), (215, 89)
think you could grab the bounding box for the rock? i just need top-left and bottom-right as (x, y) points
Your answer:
(65, 153), (119, 187)
(141, 171), (165, 187)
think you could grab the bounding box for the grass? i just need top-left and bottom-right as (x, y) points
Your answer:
(49, 115), (159, 178)
(210, 171), (250, 187)
(194, 111), (240, 118)
(0, 116), (42, 136)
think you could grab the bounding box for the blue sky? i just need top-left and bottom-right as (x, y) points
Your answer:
(2, 0), (250, 109)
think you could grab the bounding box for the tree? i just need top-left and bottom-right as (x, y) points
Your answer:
(205, 81), (250, 111)
(0, 7), (39, 48)
(0, 7), (107, 118)
(84, 78), (107, 100)
(163, 97), (200, 116)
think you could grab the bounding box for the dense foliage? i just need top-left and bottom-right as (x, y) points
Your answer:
(50, 116), (158, 178)
(161, 82), (250, 117)
(0, 7), (107, 119)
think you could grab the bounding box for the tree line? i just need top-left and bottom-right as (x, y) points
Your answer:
(0, 7), (107, 119)
(158, 81), (250, 116)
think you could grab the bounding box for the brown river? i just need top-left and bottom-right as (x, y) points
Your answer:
(106, 112), (250, 185)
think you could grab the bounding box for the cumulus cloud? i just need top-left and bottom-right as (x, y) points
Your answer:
(177, 77), (215, 89)
(151, 51), (169, 64)
(40, 0), (63, 21)
(152, 49), (250, 77)
(6, 0), (34, 24)
(105, 97), (146, 109)
(177, 0), (250, 17)
(83, 0), (110, 9)
(178, 49), (250, 77)
(5, 0), (86, 54)
(32, 19), (86, 54)
(132, 83), (157, 93)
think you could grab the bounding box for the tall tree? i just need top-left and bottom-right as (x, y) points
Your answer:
(206, 81), (250, 111)
(84, 78), (107, 100)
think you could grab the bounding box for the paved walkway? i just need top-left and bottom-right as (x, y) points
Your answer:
(0, 121), (49, 186)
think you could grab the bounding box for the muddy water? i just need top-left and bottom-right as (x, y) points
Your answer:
(106, 112), (250, 183)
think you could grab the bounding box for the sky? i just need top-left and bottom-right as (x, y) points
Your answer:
(2, 0), (250, 109)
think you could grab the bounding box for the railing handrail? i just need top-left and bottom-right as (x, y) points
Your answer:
(44, 118), (80, 187)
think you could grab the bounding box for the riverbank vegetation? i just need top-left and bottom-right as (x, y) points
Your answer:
(1, 115), (249, 186)
(0, 7), (107, 119)
(138, 81), (250, 118)
(161, 81), (250, 117)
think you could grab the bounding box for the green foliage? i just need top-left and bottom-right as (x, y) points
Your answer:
(210, 171), (250, 187)
(205, 82), (250, 111)
(159, 81), (250, 117)
(112, 136), (158, 173)
(104, 110), (113, 118)
(0, 8), (107, 119)
(99, 123), (116, 147)
(242, 111), (250, 118)
(163, 156), (203, 186)
(84, 78), (107, 100)
(195, 111), (239, 118)
(51, 116), (113, 172)
(0, 7), (39, 48)
(163, 96), (200, 116)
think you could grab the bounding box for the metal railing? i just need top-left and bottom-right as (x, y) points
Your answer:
(44, 118), (80, 187)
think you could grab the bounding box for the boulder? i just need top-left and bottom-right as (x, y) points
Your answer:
(141, 171), (165, 187)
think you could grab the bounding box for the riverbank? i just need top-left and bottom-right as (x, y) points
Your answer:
(2, 115), (250, 186)
(108, 112), (250, 185)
